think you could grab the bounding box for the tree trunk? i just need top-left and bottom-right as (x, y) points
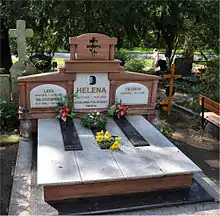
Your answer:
(183, 36), (194, 64)
(170, 36), (179, 66)
(165, 41), (173, 61)
(164, 34), (175, 65)
(0, 19), (12, 73)
(200, 50), (208, 62)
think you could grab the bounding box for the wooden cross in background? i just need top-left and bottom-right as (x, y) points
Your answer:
(9, 20), (33, 61)
(163, 64), (182, 114)
(87, 37), (100, 56)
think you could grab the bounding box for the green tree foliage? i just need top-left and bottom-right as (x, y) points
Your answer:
(150, 0), (201, 60)
(181, 0), (219, 59)
(1, 0), (219, 69)
(200, 58), (219, 102)
(124, 58), (145, 72)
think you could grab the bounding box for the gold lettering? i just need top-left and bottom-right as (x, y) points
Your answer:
(76, 88), (81, 93)
(96, 87), (101, 93)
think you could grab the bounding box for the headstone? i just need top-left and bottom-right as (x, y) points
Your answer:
(30, 84), (67, 108)
(115, 83), (148, 105)
(9, 20), (34, 100)
(9, 20), (33, 62)
(0, 74), (10, 100)
(74, 73), (110, 109)
(10, 61), (26, 100)
(18, 33), (160, 122)
(174, 57), (192, 77)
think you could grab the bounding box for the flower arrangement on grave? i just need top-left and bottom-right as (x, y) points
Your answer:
(96, 130), (121, 150)
(81, 112), (108, 130)
(158, 100), (173, 112)
(108, 102), (128, 119)
(56, 94), (76, 122)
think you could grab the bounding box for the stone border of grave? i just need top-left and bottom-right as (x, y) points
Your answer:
(173, 102), (199, 117)
(8, 138), (32, 215)
(8, 133), (219, 215)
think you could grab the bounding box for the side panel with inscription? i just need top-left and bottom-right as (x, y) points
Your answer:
(74, 73), (110, 109)
(116, 83), (148, 105)
(30, 84), (67, 108)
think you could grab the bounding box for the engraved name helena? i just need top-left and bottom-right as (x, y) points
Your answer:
(76, 87), (107, 93)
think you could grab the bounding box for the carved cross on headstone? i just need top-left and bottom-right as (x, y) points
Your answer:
(163, 64), (182, 114)
(86, 37), (100, 56)
(9, 20), (34, 61)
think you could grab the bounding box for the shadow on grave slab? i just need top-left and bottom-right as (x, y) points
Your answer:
(47, 179), (214, 215)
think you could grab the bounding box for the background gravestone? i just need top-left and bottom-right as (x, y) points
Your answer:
(174, 57), (192, 77)
(9, 20), (35, 100)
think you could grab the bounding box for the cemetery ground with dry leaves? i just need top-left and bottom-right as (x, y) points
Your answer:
(159, 111), (219, 185)
(157, 88), (219, 186)
(0, 141), (18, 215)
(0, 95), (219, 215)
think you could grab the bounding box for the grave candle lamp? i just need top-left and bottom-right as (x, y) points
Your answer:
(20, 107), (32, 141)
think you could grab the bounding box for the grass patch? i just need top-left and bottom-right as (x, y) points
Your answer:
(13, 57), (66, 68)
(193, 62), (207, 67)
(57, 49), (69, 52)
(120, 47), (215, 55)
(0, 134), (20, 144)
(121, 47), (158, 53)
(53, 58), (68, 67)
(142, 58), (153, 67)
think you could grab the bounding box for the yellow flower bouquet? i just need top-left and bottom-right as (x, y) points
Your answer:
(96, 130), (121, 150)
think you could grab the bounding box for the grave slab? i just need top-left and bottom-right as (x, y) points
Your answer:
(114, 117), (150, 147)
(38, 116), (202, 201)
(106, 118), (164, 179)
(10, 133), (219, 215)
(37, 119), (81, 186)
(126, 115), (175, 148)
(73, 118), (124, 183)
(127, 115), (202, 175)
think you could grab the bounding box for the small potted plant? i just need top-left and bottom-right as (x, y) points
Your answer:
(108, 102), (128, 119)
(81, 112), (108, 130)
(96, 130), (121, 150)
(56, 94), (76, 123)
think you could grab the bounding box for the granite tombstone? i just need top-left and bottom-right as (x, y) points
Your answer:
(18, 33), (160, 128)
